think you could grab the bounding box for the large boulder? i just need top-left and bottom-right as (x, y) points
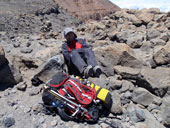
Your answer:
(138, 67), (170, 97)
(0, 47), (22, 89)
(93, 43), (142, 70)
(132, 88), (159, 107)
(153, 41), (170, 65)
(31, 55), (64, 85)
(114, 66), (170, 97)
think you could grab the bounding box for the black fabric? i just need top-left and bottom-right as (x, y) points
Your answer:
(31, 75), (43, 86)
(105, 92), (112, 105)
(50, 72), (69, 87)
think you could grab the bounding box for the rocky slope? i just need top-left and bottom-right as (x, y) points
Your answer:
(0, 0), (170, 128)
(55, 0), (120, 20)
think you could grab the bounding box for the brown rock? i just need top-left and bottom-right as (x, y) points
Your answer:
(114, 10), (142, 26)
(136, 10), (154, 24)
(153, 41), (170, 65)
(94, 43), (142, 69)
(113, 65), (141, 80)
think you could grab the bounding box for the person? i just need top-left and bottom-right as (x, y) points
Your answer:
(62, 27), (102, 78)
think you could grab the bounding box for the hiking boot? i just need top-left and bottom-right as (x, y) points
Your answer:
(93, 66), (102, 77)
(83, 65), (93, 78)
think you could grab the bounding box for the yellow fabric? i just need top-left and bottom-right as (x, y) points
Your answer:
(94, 84), (100, 92)
(97, 88), (109, 102)
(90, 83), (94, 88)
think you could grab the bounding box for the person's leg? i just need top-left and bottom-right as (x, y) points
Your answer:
(70, 50), (87, 74)
(82, 48), (102, 77)
(82, 48), (97, 67)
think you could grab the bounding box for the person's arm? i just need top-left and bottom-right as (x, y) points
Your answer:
(79, 39), (89, 48)
(62, 43), (71, 62)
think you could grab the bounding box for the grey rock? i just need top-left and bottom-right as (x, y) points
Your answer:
(32, 55), (64, 85)
(116, 66), (170, 97)
(29, 87), (40, 96)
(146, 29), (161, 40)
(94, 43), (142, 69)
(26, 42), (31, 47)
(140, 41), (152, 51)
(150, 38), (166, 47)
(120, 80), (131, 93)
(160, 33), (169, 42)
(24, 107), (31, 113)
(109, 91), (122, 114)
(147, 103), (159, 112)
(100, 123), (110, 128)
(132, 88), (157, 107)
(153, 41), (170, 65)
(7, 100), (17, 107)
(113, 65), (140, 80)
(32, 104), (44, 115)
(135, 122), (147, 128)
(127, 103), (145, 123)
(3, 116), (15, 127)
(88, 76), (110, 89)
(39, 117), (45, 124)
(116, 31), (130, 43)
(109, 78), (122, 90)
(72, 124), (81, 128)
(50, 120), (58, 127)
(16, 82), (27, 91)
(143, 109), (165, 128)
(0, 63), (22, 88)
(138, 67), (170, 97)
(127, 35), (144, 48)
(94, 30), (107, 40)
(121, 91), (132, 105)
(13, 41), (20, 48)
(110, 119), (122, 128)
(161, 97), (170, 127)
(20, 47), (33, 54)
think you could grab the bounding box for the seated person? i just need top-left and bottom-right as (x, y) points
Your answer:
(62, 27), (102, 78)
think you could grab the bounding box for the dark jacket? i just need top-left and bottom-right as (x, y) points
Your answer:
(62, 38), (89, 75)
(62, 38), (89, 63)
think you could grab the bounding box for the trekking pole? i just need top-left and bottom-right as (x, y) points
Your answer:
(48, 89), (88, 112)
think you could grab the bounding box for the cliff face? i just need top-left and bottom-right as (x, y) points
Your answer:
(55, 0), (120, 20)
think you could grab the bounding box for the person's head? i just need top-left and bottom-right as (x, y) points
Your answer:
(64, 27), (77, 42)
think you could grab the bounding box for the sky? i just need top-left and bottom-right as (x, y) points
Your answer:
(109, 0), (170, 12)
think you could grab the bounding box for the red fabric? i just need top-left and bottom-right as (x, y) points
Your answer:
(58, 89), (65, 96)
(64, 79), (95, 105)
(68, 41), (82, 52)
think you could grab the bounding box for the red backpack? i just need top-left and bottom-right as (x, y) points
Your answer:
(42, 72), (101, 122)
